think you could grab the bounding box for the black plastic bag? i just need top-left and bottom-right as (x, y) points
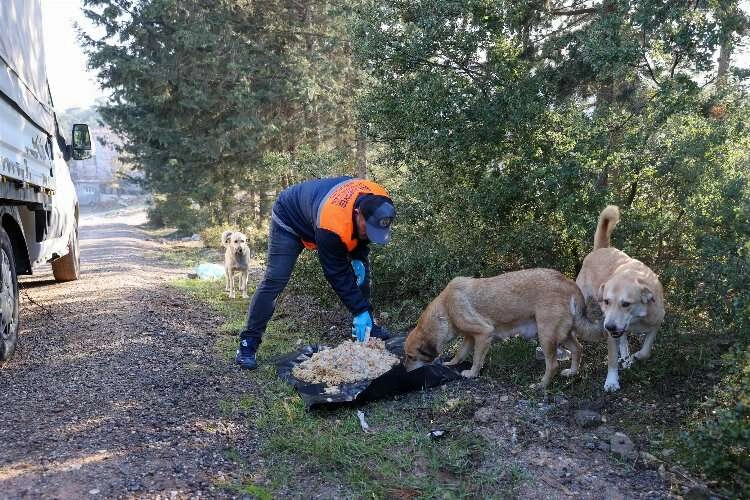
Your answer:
(276, 336), (470, 408)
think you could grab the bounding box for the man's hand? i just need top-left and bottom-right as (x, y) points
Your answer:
(351, 259), (366, 287)
(352, 311), (372, 342)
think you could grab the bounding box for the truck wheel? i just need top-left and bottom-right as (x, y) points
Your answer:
(52, 222), (80, 282)
(0, 227), (20, 361)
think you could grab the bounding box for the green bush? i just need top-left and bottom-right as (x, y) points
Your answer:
(680, 347), (750, 497)
(147, 194), (207, 234)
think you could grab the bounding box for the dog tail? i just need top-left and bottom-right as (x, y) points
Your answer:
(570, 295), (605, 342)
(221, 230), (232, 248)
(594, 205), (620, 251)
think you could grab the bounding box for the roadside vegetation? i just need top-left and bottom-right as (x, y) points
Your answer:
(163, 237), (730, 497)
(88, 0), (749, 496)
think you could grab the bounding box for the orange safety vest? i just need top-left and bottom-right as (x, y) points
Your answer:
(302, 178), (390, 252)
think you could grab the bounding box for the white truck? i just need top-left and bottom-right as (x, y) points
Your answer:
(0, 0), (91, 360)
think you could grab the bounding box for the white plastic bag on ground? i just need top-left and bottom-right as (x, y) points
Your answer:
(195, 263), (225, 280)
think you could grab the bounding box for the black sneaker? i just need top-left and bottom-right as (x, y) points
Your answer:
(370, 323), (391, 340)
(235, 339), (258, 370)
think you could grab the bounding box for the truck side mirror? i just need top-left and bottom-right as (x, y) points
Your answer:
(71, 123), (93, 160)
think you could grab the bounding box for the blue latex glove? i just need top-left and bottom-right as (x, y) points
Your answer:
(351, 259), (366, 287)
(352, 311), (373, 342)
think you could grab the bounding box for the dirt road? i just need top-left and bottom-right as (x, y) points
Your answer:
(0, 208), (247, 499)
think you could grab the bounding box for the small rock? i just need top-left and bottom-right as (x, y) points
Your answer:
(89, 489), (100, 495)
(585, 442), (596, 450)
(473, 406), (495, 424)
(597, 441), (610, 452)
(190, 234), (201, 241)
(640, 451), (659, 468)
(499, 395), (509, 402)
(611, 432), (636, 459)
(658, 464), (669, 480)
(428, 429), (447, 439)
(661, 448), (675, 458)
(575, 409), (603, 429)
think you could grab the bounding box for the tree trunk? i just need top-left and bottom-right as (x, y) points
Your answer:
(717, 38), (732, 89)
(356, 124), (367, 179)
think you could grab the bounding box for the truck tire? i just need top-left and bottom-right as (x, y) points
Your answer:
(52, 222), (80, 282)
(0, 227), (20, 361)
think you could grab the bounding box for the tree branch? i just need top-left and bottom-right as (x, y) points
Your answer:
(550, 7), (599, 16)
(669, 52), (682, 78)
(642, 52), (660, 86)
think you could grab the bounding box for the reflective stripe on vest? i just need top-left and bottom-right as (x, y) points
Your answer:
(301, 178), (389, 252)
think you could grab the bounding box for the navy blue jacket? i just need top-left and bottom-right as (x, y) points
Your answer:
(273, 176), (371, 315)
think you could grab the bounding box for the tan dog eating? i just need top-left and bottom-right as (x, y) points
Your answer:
(575, 206), (665, 392)
(404, 268), (602, 388)
(221, 230), (252, 299)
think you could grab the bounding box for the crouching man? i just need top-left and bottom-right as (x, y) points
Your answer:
(235, 176), (397, 369)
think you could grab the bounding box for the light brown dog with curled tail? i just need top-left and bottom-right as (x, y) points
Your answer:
(575, 206), (665, 392)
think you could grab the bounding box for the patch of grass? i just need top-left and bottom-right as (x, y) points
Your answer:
(216, 481), (273, 500)
(223, 448), (242, 463)
(253, 391), (519, 498)
(238, 484), (273, 500)
(481, 338), (542, 388)
(159, 246), (218, 268)
(173, 278), (251, 334)
(170, 277), (526, 497)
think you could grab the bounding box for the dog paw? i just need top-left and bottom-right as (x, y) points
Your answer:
(460, 369), (477, 378)
(603, 379), (621, 392)
(560, 368), (577, 377)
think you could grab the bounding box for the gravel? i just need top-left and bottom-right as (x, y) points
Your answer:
(0, 208), (250, 499)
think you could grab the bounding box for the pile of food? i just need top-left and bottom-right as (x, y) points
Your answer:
(292, 339), (400, 385)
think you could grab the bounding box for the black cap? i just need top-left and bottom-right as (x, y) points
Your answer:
(357, 194), (396, 244)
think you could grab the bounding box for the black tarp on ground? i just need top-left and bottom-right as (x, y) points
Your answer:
(276, 336), (470, 409)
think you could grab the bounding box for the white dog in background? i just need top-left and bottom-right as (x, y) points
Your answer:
(221, 230), (252, 299)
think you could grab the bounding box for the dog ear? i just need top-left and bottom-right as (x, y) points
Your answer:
(221, 231), (232, 247)
(640, 286), (655, 304)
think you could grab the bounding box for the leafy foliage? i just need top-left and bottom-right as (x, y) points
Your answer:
(82, 0), (362, 230)
(351, 1), (750, 494)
